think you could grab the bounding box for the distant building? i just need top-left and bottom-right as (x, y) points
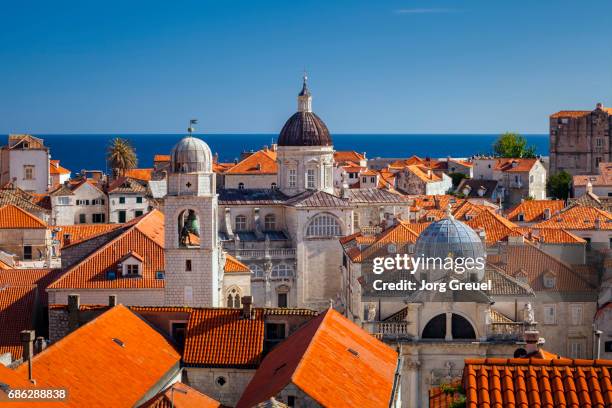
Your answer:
(395, 165), (453, 195)
(0, 204), (51, 262)
(573, 161), (612, 197)
(49, 160), (71, 187)
(550, 103), (612, 176)
(107, 177), (150, 223)
(222, 147), (278, 189)
(50, 179), (107, 225)
(0, 134), (50, 194)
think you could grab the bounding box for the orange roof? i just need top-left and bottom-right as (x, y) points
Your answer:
(428, 381), (463, 408)
(506, 200), (566, 222)
(462, 357), (612, 408)
(237, 308), (398, 408)
(15, 305), (181, 408)
(534, 204), (612, 230)
(0, 268), (63, 305)
(123, 168), (153, 181)
(515, 227), (586, 244)
(551, 107), (612, 118)
(466, 208), (518, 243)
(494, 158), (538, 173)
(0, 285), (36, 360)
(405, 165), (442, 182)
(0, 204), (47, 229)
(49, 159), (71, 175)
(48, 210), (165, 290)
(139, 382), (223, 408)
(57, 223), (123, 248)
(154, 154), (171, 162)
(183, 308), (264, 368)
(0, 363), (33, 390)
(224, 149), (277, 175)
(213, 162), (234, 173)
(334, 151), (365, 164)
(224, 253), (250, 273)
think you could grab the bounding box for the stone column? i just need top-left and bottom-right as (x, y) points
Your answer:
(445, 311), (453, 341)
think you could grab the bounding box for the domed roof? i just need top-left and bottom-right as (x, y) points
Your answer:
(415, 212), (485, 261)
(278, 112), (332, 147)
(171, 136), (213, 173)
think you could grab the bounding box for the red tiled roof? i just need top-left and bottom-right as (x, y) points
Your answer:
(405, 165), (442, 182)
(334, 151), (365, 164)
(466, 208), (518, 244)
(535, 205), (612, 230)
(506, 200), (566, 223)
(462, 357), (612, 408)
(123, 168), (153, 181)
(224, 253), (250, 273)
(237, 308), (398, 408)
(515, 227), (586, 244)
(48, 210), (165, 289)
(429, 381), (463, 408)
(0, 204), (47, 229)
(224, 149), (277, 175)
(0, 285), (36, 360)
(57, 223), (123, 248)
(139, 382), (223, 408)
(154, 154), (171, 162)
(183, 308), (265, 368)
(50, 159), (71, 175)
(494, 158), (538, 173)
(15, 305), (181, 408)
(0, 268), (63, 305)
(551, 107), (612, 118)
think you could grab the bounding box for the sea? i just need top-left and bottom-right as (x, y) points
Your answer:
(9, 134), (549, 173)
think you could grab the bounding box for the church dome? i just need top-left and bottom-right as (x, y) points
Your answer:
(278, 112), (332, 147)
(171, 136), (213, 173)
(277, 76), (333, 147)
(415, 210), (485, 261)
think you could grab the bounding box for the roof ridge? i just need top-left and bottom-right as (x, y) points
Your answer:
(0, 204), (48, 228)
(290, 310), (331, 386)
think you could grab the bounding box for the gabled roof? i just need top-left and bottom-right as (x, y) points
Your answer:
(49, 159), (71, 175)
(334, 151), (365, 164)
(183, 308), (317, 369)
(224, 149), (277, 175)
(573, 162), (612, 187)
(285, 190), (351, 208)
(506, 200), (566, 222)
(57, 223), (124, 248)
(0, 268), (63, 305)
(107, 176), (148, 193)
(462, 357), (612, 407)
(0, 204), (47, 229)
(404, 165), (442, 182)
(456, 179), (499, 199)
(48, 210), (165, 290)
(551, 106), (612, 118)
(236, 308), (398, 408)
(568, 191), (612, 212)
(343, 221), (419, 262)
(123, 168), (153, 181)
(494, 158), (538, 173)
(153, 154), (171, 162)
(534, 204), (612, 230)
(224, 254), (250, 273)
(342, 188), (407, 204)
(466, 208), (518, 243)
(0, 185), (49, 215)
(514, 227), (586, 244)
(139, 382), (223, 408)
(0, 285), (36, 360)
(14, 305), (181, 408)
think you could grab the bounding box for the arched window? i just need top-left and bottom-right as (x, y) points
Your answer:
(306, 214), (341, 237)
(226, 287), (241, 308)
(235, 215), (247, 231)
(422, 314), (446, 339)
(271, 182), (277, 190)
(264, 214), (276, 231)
(271, 264), (294, 278)
(422, 313), (476, 340)
(177, 209), (200, 247)
(238, 182), (245, 190)
(250, 264), (264, 278)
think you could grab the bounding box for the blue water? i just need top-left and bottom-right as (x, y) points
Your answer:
(9, 134), (549, 173)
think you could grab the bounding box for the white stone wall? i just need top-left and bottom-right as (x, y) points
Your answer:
(0, 148), (50, 193)
(184, 367), (254, 408)
(51, 195), (75, 225)
(47, 288), (165, 306)
(108, 192), (150, 223)
(277, 146), (334, 195)
(472, 158), (497, 180)
(72, 182), (107, 224)
(224, 174), (277, 189)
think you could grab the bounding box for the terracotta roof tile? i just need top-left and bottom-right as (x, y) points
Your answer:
(0, 204), (47, 229)
(466, 208), (518, 244)
(57, 223), (124, 248)
(154, 154), (171, 162)
(237, 308), (398, 408)
(334, 151), (365, 164)
(123, 168), (153, 181)
(551, 107), (612, 118)
(139, 382), (223, 408)
(462, 358), (612, 408)
(534, 205), (612, 230)
(494, 158), (538, 173)
(49, 160), (71, 175)
(15, 305), (181, 407)
(405, 165), (442, 182)
(48, 210), (165, 290)
(0, 285), (36, 360)
(224, 253), (250, 273)
(0, 268), (63, 305)
(506, 200), (565, 223)
(515, 227), (586, 244)
(224, 149), (277, 175)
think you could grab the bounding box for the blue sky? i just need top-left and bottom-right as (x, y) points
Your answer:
(1, 0), (611, 134)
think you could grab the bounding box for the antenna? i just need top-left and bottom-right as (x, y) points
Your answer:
(188, 119), (198, 136)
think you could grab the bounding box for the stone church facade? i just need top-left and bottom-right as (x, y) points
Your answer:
(550, 103), (612, 176)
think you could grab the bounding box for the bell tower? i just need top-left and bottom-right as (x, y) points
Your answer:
(163, 120), (221, 307)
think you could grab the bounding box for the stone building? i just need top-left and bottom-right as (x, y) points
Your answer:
(550, 103), (612, 176)
(107, 176), (151, 223)
(0, 134), (50, 194)
(395, 165), (453, 195)
(573, 161), (612, 197)
(0, 204), (51, 262)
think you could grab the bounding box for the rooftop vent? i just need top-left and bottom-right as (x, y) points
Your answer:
(347, 348), (359, 357)
(112, 338), (125, 347)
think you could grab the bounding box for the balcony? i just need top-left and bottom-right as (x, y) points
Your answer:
(486, 322), (535, 341)
(231, 248), (296, 260)
(365, 321), (411, 340)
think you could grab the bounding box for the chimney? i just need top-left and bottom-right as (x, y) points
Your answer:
(242, 296), (253, 319)
(34, 337), (47, 354)
(108, 295), (117, 307)
(20, 330), (35, 383)
(595, 217), (601, 230)
(67, 294), (80, 332)
(524, 330), (542, 354)
(594, 329), (603, 359)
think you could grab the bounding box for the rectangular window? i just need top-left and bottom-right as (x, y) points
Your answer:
(307, 169), (315, 189)
(569, 304), (583, 326)
(287, 396), (296, 407)
(171, 322), (187, 347)
(371, 177), (375, 183)
(277, 293), (288, 308)
(184, 286), (193, 304)
(136, 196), (143, 204)
(126, 264), (139, 275)
(92, 213), (105, 223)
(23, 165), (34, 180)
(543, 304), (556, 325)
(288, 169), (297, 188)
(57, 197), (70, 205)
(569, 342), (583, 359)
(596, 157), (602, 167)
(353, 212), (359, 230)
(134, 210), (143, 217)
(119, 197), (126, 204)
(185, 259), (192, 271)
(23, 245), (32, 260)
(362, 177), (367, 183)
(79, 214), (86, 223)
(118, 210), (127, 223)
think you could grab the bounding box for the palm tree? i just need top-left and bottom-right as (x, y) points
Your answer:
(107, 138), (138, 178)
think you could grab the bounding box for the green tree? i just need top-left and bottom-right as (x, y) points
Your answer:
(493, 132), (536, 158)
(107, 138), (138, 178)
(547, 171), (572, 200)
(449, 172), (468, 188)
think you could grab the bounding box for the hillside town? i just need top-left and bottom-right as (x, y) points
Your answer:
(1, 79), (612, 407)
